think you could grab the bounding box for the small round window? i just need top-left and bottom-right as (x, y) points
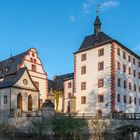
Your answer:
(23, 79), (28, 85)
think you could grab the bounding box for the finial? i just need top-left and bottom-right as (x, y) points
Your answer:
(96, 4), (100, 16)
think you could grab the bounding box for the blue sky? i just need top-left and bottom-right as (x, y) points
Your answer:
(0, 0), (140, 79)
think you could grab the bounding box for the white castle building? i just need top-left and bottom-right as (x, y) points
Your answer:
(52, 16), (140, 115)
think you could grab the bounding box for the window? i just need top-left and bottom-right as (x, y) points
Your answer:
(32, 53), (35, 57)
(139, 62), (140, 67)
(81, 82), (86, 90)
(117, 62), (121, 70)
(4, 95), (7, 104)
(124, 80), (127, 89)
(68, 93), (71, 98)
(118, 78), (121, 87)
(134, 84), (136, 91)
(128, 68), (131, 75)
(30, 58), (33, 62)
(124, 95), (126, 103)
(34, 59), (37, 63)
(133, 70), (136, 77)
(117, 94), (120, 103)
(128, 56), (131, 62)
(129, 96), (132, 104)
(129, 82), (132, 90)
(139, 72), (140, 79)
(98, 95), (104, 103)
(98, 79), (104, 88)
(81, 96), (86, 104)
(134, 97), (136, 105)
(123, 64), (126, 73)
(34, 81), (39, 89)
(139, 99), (140, 105)
(98, 62), (104, 71)
(81, 54), (86, 61)
(98, 48), (104, 56)
(32, 64), (36, 72)
(133, 58), (135, 64)
(81, 66), (86, 74)
(68, 82), (72, 88)
(139, 86), (140, 92)
(123, 52), (126, 59)
(0, 96), (1, 104)
(117, 48), (120, 56)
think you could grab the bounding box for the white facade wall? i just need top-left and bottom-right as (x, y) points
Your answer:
(115, 43), (140, 113)
(63, 79), (74, 113)
(20, 48), (47, 104)
(75, 43), (112, 115)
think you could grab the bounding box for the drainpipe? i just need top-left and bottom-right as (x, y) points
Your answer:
(9, 88), (11, 116)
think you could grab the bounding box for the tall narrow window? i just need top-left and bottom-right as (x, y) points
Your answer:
(81, 54), (86, 61)
(32, 64), (36, 72)
(17, 94), (22, 110)
(4, 95), (7, 104)
(117, 94), (120, 103)
(123, 52), (126, 59)
(124, 95), (126, 103)
(129, 96), (132, 104)
(68, 93), (71, 98)
(139, 99), (140, 105)
(134, 97), (136, 105)
(28, 95), (32, 111)
(133, 58), (135, 65)
(124, 80), (127, 89)
(117, 62), (121, 70)
(98, 79), (104, 88)
(123, 64), (126, 73)
(68, 82), (72, 88)
(81, 66), (86, 74)
(118, 78), (121, 87)
(117, 48), (120, 56)
(139, 72), (140, 79)
(129, 82), (132, 90)
(128, 56), (131, 62)
(134, 84), (136, 91)
(98, 48), (104, 56)
(139, 62), (140, 67)
(98, 62), (104, 71)
(128, 68), (131, 75)
(81, 96), (86, 104)
(133, 70), (136, 77)
(81, 82), (86, 90)
(98, 95), (104, 103)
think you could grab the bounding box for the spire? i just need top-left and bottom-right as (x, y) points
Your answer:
(94, 4), (101, 37)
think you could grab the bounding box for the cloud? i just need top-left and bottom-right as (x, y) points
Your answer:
(82, 0), (96, 15)
(69, 14), (77, 22)
(133, 44), (140, 51)
(101, 1), (120, 9)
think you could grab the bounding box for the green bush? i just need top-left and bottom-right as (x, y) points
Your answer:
(52, 115), (85, 140)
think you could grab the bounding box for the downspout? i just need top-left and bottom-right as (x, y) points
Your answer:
(9, 87), (11, 116)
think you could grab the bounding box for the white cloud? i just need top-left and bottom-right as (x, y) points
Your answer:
(82, 0), (96, 15)
(101, 1), (120, 9)
(133, 44), (140, 51)
(69, 15), (77, 22)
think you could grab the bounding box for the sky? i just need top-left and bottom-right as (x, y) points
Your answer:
(0, 0), (140, 79)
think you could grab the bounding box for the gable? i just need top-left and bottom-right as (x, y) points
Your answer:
(14, 69), (38, 91)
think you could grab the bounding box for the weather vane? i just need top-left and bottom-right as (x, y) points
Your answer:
(96, 4), (100, 16)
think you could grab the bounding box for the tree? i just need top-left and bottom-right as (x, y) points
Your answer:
(54, 90), (62, 112)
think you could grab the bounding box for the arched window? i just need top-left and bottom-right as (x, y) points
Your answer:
(17, 94), (22, 110)
(28, 95), (32, 111)
(129, 96), (132, 104)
